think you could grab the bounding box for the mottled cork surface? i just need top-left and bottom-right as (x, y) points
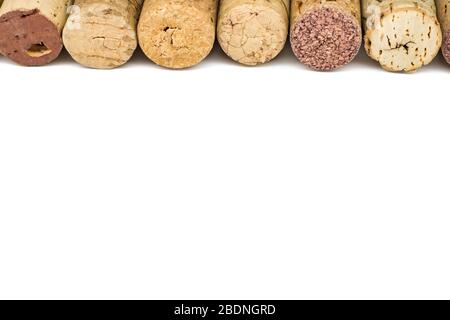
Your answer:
(138, 0), (218, 69)
(290, 0), (362, 71)
(217, 0), (290, 66)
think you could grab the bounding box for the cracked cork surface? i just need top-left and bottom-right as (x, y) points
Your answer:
(0, 0), (72, 66)
(436, 0), (450, 63)
(138, 0), (218, 69)
(217, 0), (290, 66)
(290, 0), (362, 71)
(363, 0), (442, 72)
(63, 0), (144, 69)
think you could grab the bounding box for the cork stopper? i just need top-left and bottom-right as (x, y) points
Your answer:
(138, 0), (217, 69)
(217, 0), (289, 65)
(0, 9), (63, 66)
(290, 6), (361, 71)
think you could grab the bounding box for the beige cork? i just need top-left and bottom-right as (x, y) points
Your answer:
(0, 0), (72, 66)
(63, 0), (144, 69)
(363, 0), (442, 72)
(290, 0), (362, 71)
(436, 0), (450, 64)
(217, 0), (290, 66)
(137, 0), (218, 69)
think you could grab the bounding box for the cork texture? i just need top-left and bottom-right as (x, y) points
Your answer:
(217, 0), (290, 66)
(0, 0), (72, 66)
(63, 0), (144, 69)
(436, 0), (450, 63)
(138, 0), (218, 69)
(290, 0), (362, 71)
(363, 0), (442, 72)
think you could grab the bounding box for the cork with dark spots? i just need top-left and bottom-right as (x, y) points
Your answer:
(290, 0), (362, 71)
(363, 0), (442, 72)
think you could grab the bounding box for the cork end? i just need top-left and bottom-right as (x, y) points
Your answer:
(290, 7), (361, 71)
(63, 6), (138, 70)
(0, 9), (62, 66)
(218, 3), (288, 66)
(442, 31), (450, 65)
(364, 10), (442, 72)
(138, 3), (216, 69)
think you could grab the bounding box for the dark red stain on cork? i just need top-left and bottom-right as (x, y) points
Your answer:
(0, 9), (62, 66)
(443, 31), (450, 65)
(290, 7), (361, 71)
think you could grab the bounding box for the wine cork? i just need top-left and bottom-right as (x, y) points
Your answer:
(436, 0), (450, 63)
(217, 0), (290, 66)
(290, 0), (362, 71)
(363, 0), (442, 72)
(63, 0), (144, 69)
(0, 0), (72, 66)
(137, 0), (218, 69)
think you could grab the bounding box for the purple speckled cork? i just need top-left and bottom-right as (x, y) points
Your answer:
(443, 32), (450, 64)
(290, 6), (361, 71)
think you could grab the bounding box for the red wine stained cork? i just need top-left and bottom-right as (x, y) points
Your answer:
(437, 0), (450, 64)
(290, 0), (362, 71)
(217, 0), (290, 66)
(138, 0), (218, 69)
(363, 0), (442, 72)
(63, 0), (144, 69)
(0, 0), (72, 66)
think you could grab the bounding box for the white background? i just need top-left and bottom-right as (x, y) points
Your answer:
(0, 45), (449, 300)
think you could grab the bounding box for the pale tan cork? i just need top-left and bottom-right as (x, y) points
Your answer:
(0, 0), (72, 66)
(290, 0), (362, 71)
(363, 0), (442, 72)
(436, 0), (450, 64)
(138, 0), (218, 69)
(217, 0), (290, 66)
(63, 0), (144, 69)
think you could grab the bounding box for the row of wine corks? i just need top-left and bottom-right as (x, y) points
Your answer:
(0, 0), (449, 72)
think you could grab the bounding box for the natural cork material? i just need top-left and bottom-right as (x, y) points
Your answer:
(138, 0), (218, 69)
(0, 0), (72, 66)
(63, 0), (144, 69)
(436, 0), (450, 64)
(363, 0), (442, 72)
(290, 0), (362, 71)
(217, 0), (290, 66)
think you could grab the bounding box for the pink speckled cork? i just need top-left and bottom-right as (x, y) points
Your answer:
(437, 0), (450, 64)
(443, 33), (450, 64)
(290, 1), (362, 71)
